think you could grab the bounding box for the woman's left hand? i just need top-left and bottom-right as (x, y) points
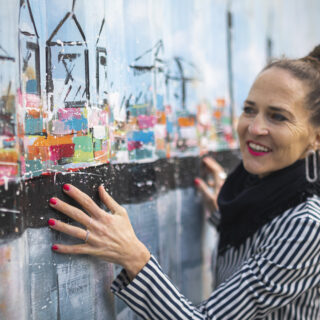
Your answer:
(195, 157), (226, 212)
(48, 184), (150, 281)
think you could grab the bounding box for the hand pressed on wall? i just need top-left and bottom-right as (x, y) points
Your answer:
(48, 185), (151, 281)
(194, 157), (226, 212)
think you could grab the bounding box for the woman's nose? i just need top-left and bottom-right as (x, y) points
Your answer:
(248, 115), (269, 136)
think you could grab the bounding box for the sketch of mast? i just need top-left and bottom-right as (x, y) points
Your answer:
(166, 57), (199, 110)
(95, 18), (107, 106)
(226, 8), (235, 130)
(0, 42), (19, 181)
(19, 0), (41, 97)
(129, 40), (165, 112)
(46, 0), (89, 110)
(0, 46), (15, 136)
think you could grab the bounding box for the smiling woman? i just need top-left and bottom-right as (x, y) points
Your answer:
(48, 46), (320, 320)
(238, 66), (320, 178)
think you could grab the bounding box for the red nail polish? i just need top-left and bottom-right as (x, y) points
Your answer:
(48, 219), (55, 226)
(52, 245), (59, 251)
(49, 198), (57, 205)
(63, 184), (70, 191)
(194, 178), (200, 186)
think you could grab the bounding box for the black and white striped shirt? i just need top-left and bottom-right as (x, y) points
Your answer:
(111, 196), (320, 319)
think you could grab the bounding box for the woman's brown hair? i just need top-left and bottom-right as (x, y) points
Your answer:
(263, 45), (320, 127)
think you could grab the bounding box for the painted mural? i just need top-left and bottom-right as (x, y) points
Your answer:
(0, 1), (240, 318)
(0, 0), (238, 187)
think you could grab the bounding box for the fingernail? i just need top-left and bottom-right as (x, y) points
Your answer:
(63, 184), (70, 191)
(52, 245), (59, 251)
(49, 198), (57, 205)
(48, 219), (55, 226)
(194, 178), (201, 186)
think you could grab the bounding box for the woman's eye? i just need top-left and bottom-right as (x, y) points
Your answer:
(270, 113), (288, 122)
(243, 106), (255, 114)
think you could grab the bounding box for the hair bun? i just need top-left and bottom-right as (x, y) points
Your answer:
(307, 45), (320, 62)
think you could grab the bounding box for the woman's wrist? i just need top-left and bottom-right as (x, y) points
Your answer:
(123, 241), (151, 281)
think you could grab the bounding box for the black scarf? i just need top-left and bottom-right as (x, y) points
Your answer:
(217, 159), (320, 254)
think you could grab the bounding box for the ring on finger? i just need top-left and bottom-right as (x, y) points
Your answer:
(84, 230), (90, 243)
(218, 172), (227, 180)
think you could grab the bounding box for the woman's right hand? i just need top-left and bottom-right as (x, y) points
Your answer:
(48, 184), (151, 281)
(194, 157), (227, 212)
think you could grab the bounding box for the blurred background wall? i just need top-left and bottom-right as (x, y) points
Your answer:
(0, 0), (319, 319)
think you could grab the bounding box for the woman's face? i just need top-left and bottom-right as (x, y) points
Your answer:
(237, 67), (319, 178)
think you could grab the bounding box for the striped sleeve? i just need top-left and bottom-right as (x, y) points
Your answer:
(208, 210), (221, 228)
(111, 214), (320, 320)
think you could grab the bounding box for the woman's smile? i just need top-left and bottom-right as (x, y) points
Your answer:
(247, 140), (272, 156)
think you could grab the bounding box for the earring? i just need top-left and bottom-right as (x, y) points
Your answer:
(305, 149), (318, 183)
